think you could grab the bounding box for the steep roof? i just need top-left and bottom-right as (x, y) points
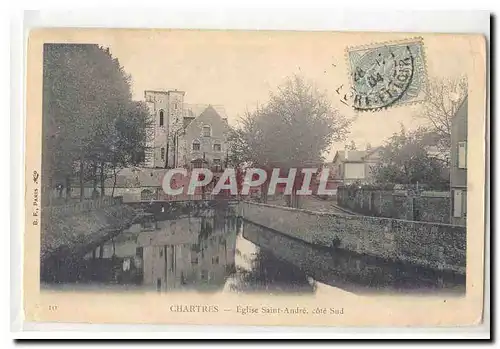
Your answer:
(333, 150), (367, 163)
(183, 104), (228, 128)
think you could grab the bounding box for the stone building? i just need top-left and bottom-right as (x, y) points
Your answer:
(144, 89), (185, 168)
(143, 89), (229, 170)
(177, 105), (229, 170)
(450, 95), (468, 226)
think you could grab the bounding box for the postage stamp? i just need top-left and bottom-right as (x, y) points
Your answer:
(346, 37), (427, 111)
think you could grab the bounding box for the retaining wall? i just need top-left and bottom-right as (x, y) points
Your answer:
(239, 201), (466, 274)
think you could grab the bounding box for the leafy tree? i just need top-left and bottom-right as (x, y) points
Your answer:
(230, 75), (351, 206)
(371, 126), (449, 190)
(346, 140), (357, 150)
(106, 101), (154, 196)
(42, 44), (152, 204)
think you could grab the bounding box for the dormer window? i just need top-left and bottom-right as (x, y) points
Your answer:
(203, 126), (211, 137)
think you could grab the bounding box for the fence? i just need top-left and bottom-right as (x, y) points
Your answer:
(43, 196), (124, 216)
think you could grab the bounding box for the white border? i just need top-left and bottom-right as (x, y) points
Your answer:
(9, 7), (491, 341)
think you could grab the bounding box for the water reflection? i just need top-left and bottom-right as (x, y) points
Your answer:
(226, 236), (316, 294)
(41, 207), (465, 295)
(42, 210), (316, 294)
(75, 215), (239, 292)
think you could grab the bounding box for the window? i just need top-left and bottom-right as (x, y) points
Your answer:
(212, 256), (219, 265)
(191, 253), (198, 264)
(213, 143), (222, 152)
(213, 159), (221, 166)
(174, 102), (178, 110)
(458, 141), (467, 169)
(453, 189), (463, 218)
(159, 110), (164, 127)
(160, 147), (165, 160)
(203, 125), (211, 137)
(192, 140), (201, 151)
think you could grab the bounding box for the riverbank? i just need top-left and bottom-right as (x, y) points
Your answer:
(41, 203), (138, 261)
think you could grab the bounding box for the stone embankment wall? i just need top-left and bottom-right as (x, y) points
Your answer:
(239, 201), (466, 274)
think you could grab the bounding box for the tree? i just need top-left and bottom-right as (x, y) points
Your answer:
(42, 44), (152, 204)
(230, 75), (351, 206)
(371, 126), (449, 190)
(346, 140), (357, 150)
(413, 75), (468, 162)
(106, 101), (154, 196)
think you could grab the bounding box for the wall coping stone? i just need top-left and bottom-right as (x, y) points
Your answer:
(240, 200), (465, 229)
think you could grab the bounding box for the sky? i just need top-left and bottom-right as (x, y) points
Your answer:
(93, 29), (477, 161)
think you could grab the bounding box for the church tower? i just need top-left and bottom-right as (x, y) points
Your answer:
(143, 89), (185, 168)
(144, 90), (169, 168)
(166, 90), (185, 168)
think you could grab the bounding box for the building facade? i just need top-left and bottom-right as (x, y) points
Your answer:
(143, 89), (229, 170)
(331, 147), (382, 185)
(178, 105), (229, 170)
(450, 96), (468, 226)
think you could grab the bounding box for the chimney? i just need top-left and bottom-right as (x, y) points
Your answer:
(344, 144), (349, 160)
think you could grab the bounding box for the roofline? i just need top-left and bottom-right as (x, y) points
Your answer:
(144, 89), (186, 96)
(183, 105), (227, 130)
(332, 151), (340, 163)
(455, 93), (468, 113)
(362, 146), (383, 159)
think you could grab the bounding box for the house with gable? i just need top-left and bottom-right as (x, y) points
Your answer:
(177, 104), (230, 171)
(331, 146), (383, 185)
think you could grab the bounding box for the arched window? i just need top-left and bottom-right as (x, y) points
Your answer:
(203, 125), (211, 137)
(192, 140), (201, 151)
(213, 142), (221, 152)
(159, 110), (164, 127)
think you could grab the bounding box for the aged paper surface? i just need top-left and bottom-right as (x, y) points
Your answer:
(24, 28), (486, 327)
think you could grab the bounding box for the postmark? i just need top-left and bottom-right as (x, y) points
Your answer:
(346, 38), (427, 111)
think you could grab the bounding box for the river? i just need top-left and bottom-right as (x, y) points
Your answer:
(40, 206), (465, 296)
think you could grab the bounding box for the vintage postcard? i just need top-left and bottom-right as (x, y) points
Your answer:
(23, 28), (487, 328)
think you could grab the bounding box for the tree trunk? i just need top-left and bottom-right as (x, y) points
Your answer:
(79, 158), (84, 202)
(65, 175), (71, 202)
(111, 168), (117, 197)
(92, 161), (98, 199)
(100, 161), (105, 197)
(261, 182), (268, 203)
